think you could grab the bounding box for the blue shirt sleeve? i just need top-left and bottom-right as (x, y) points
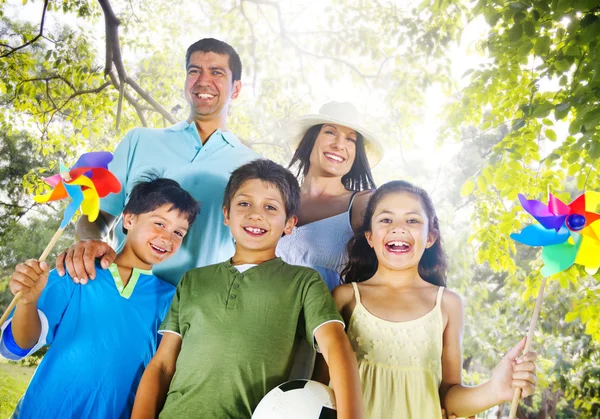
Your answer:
(0, 270), (75, 359)
(100, 130), (134, 217)
(37, 270), (77, 345)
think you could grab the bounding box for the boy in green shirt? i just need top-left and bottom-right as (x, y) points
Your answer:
(132, 159), (363, 418)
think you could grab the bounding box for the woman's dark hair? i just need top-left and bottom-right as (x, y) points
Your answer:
(341, 180), (447, 286)
(288, 124), (376, 192)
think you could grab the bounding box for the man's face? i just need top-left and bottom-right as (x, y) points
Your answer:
(184, 51), (241, 123)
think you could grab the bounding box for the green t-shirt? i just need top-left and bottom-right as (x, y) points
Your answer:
(158, 257), (343, 418)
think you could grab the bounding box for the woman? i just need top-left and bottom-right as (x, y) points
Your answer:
(276, 101), (382, 379)
(277, 101), (382, 290)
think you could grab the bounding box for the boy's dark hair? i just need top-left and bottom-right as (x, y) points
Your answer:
(122, 174), (200, 234)
(185, 38), (242, 82)
(223, 159), (300, 219)
(341, 180), (447, 287)
(288, 124), (376, 192)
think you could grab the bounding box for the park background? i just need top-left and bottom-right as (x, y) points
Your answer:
(0, 0), (599, 417)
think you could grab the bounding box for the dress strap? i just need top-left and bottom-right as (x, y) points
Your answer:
(347, 191), (359, 211)
(351, 282), (362, 305)
(435, 286), (445, 306)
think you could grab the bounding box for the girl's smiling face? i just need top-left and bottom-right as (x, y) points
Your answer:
(365, 191), (436, 273)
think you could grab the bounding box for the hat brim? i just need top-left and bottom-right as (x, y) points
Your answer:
(286, 114), (383, 167)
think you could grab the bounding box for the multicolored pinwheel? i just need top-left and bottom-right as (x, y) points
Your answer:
(34, 151), (121, 228)
(511, 192), (600, 276)
(0, 151), (122, 329)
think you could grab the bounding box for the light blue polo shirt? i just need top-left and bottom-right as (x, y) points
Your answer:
(101, 121), (260, 285)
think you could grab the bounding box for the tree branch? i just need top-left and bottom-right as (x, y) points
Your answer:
(0, 0), (49, 59)
(108, 71), (148, 127)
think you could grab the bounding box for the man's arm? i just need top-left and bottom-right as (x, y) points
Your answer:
(131, 332), (182, 419)
(314, 322), (363, 419)
(55, 211), (117, 283)
(74, 211), (116, 242)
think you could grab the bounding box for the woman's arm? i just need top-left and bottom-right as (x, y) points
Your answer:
(441, 290), (537, 417)
(350, 190), (374, 232)
(131, 332), (182, 419)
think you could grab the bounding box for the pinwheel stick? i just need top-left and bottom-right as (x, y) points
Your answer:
(0, 226), (65, 328)
(508, 276), (547, 419)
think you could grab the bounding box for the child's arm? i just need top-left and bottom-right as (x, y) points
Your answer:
(312, 284), (355, 385)
(8, 260), (49, 348)
(440, 290), (537, 417)
(314, 322), (363, 419)
(131, 332), (182, 419)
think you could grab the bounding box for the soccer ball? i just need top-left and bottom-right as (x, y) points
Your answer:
(252, 379), (337, 418)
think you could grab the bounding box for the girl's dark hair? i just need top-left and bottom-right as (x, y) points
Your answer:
(288, 124), (376, 192)
(341, 180), (447, 286)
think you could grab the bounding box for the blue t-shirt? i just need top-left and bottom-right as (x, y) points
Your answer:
(101, 121), (260, 285)
(0, 264), (175, 419)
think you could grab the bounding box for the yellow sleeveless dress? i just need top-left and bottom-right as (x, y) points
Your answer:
(347, 283), (445, 419)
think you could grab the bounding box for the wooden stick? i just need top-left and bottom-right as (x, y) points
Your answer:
(508, 276), (547, 419)
(0, 226), (65, 328)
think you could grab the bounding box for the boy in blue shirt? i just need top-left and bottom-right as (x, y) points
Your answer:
(0, 176), (199, 419)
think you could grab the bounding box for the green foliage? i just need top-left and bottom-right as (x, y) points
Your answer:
(0, 361), (35, 417)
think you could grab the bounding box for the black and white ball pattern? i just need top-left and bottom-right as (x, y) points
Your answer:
(252, 379), (337, 419)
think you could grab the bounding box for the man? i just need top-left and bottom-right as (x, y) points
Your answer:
(56, 38), (260, 286)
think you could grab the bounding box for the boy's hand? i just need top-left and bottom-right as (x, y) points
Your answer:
(490, 337), (537, 402)
(10, 260), (50, 304)
(55, 240), (116, 284)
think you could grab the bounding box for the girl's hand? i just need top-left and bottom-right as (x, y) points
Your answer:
(10, 260), (50, 305)
(490, 337), (538, 402)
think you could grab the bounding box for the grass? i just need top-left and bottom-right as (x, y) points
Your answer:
(0, 359), (34, 418)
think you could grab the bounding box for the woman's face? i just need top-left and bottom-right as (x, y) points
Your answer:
(308, 123), (358, 178)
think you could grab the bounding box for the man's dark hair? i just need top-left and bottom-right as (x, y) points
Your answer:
(223, 159), (300, 219)
(185, 38), (242, 82)
(122, 173), (200, 234)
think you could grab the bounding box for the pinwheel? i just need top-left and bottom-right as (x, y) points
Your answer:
(508, 191), (600, 418)
(0, 152), (121, 327)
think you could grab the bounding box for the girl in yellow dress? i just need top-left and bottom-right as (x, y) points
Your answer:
(315, 180), (538, 419)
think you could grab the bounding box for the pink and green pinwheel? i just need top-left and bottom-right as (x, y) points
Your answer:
(33, 151), (121, 228)
(511, 192), (600, 276)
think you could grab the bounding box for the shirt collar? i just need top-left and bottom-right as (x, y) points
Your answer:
(168, 120), (241, 148)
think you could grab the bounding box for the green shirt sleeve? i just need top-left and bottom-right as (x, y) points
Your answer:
(159, 274), (183, 335)
(301, 272), (344, 351)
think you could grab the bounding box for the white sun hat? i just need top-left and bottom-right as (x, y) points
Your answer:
(287, 101), (383, 167)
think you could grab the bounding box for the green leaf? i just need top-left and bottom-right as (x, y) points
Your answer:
(589, 139), (600, 159)
(555, 102), (571, 120)
(534, 36), (551, 55)
(508, 23), (523, 41)
(532, 102), (554, 118)
(565, 311), (579, 322)
(546, 129), (557, 141)
(508, 2), (526, 10)
(461, 179), (476, 197)
(554, 59), (571, 72)
(523, 21), (535, 37)
(583, 108), (600, 130)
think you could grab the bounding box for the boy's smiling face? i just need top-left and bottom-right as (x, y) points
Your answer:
(223, 179), (296, 256)
(122, 204), (190, 269)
